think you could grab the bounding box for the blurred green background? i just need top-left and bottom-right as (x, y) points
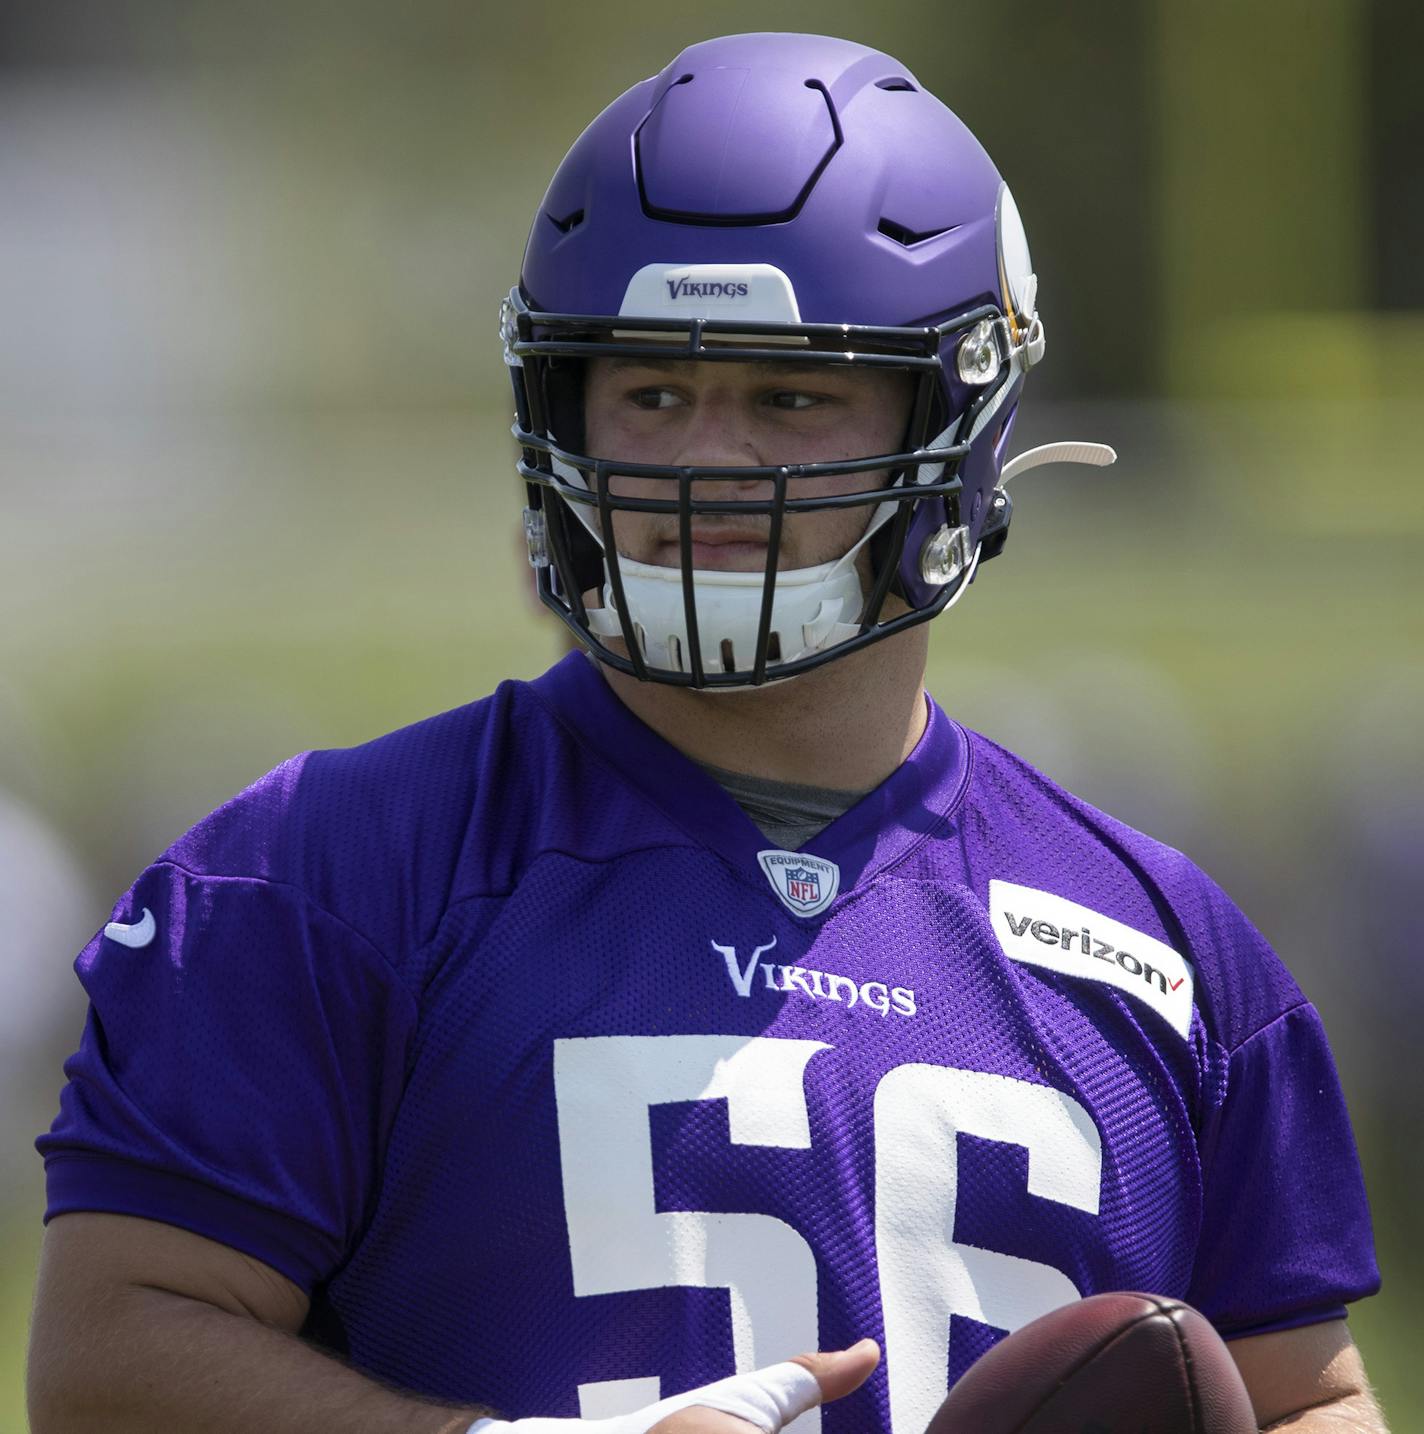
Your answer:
(2, 0), (1420, 1426)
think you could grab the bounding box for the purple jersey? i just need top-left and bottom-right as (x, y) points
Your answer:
(40, 652), (1378, 1432)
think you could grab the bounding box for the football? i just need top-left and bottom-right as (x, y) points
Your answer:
(925, 1292), (1257, 1434)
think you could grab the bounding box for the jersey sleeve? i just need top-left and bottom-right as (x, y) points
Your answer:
(37, 858), (419, 1293)
(1186, 1000), (1380, 1336)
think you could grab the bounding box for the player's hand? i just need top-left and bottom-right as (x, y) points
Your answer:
(467, 1342), (879, 1434)
(649, 1340), (880, 1434)
(785, 1341), (882, 1405)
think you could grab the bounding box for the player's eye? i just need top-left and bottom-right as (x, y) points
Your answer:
(629, 387), (681, 410)
(765, 390), (821, 411)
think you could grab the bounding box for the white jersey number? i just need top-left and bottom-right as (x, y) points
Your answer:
(874, 1064), (1101, 1433)
(553, 1036), (1102, 1433)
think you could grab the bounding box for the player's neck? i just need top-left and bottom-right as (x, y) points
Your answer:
(598, 627), (930, 791)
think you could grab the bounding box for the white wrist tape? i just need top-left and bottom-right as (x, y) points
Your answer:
(468, 1361), (821, 1434)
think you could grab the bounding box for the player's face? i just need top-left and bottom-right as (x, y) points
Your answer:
(583, 358), (914, 572)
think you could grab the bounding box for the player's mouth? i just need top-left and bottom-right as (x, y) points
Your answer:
(654, 527), (772, 572)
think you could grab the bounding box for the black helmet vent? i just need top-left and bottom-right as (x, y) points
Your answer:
(877, 217), (960, 247)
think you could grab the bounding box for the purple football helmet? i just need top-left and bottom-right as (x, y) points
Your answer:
(503, 32), (1070, 688)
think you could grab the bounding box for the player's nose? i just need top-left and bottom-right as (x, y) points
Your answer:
(672, 394), (770, 493)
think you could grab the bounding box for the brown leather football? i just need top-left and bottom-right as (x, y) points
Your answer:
(925, 1292), (1257, 1434)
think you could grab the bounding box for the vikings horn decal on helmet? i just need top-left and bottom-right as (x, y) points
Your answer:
(502, 32), (1113, 688)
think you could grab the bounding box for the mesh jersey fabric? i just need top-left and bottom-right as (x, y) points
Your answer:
(39, 651), (1379, 1431)
(699, 762), (869, 852)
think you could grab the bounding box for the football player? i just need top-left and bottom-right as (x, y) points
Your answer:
(29, 33), (1386, 1434)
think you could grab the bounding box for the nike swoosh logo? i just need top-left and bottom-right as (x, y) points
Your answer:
(104, 907), (156, 949)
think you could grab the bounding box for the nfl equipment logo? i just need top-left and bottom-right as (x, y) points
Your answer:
(784, 867), (821, 908)
(756, 849), (841, 919)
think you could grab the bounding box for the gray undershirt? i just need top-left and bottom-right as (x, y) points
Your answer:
(700, 762), (869, 851)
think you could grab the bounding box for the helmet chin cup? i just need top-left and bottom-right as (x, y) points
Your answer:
(586, 553), (866, 679)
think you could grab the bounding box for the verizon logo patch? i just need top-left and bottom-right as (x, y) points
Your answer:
(989, 880), (1195, 1039)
